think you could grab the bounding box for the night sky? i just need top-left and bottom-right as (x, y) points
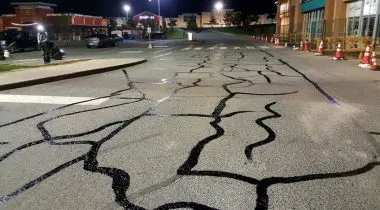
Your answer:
(0, 0), (277, 17)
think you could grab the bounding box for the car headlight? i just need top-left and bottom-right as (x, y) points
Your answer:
(59, 49), (65, 53)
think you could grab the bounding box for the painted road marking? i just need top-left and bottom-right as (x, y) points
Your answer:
(207, 47), (216, 50)
(220, 47), (228, 50)
(259, 46), (269, 49)
(154, 47), (177, 54)
(152, 52), (173, 59)
(154, 46), (169, 48)
(234, 47), (241, 50)
(182, 47), (192, 51)
(0, 94), (109, 106)
(118, 51), (144, 54)
(194, 47), (202, 50)
(246, 46), (256, 49)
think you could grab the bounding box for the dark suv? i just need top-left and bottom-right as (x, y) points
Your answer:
(5, 31), (38, 52)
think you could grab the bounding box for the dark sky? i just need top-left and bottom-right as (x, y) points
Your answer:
(0, 0), (277, 17)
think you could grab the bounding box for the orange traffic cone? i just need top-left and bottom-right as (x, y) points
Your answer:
(303, 40), (310, 52)
(333, 43), (344, 60)
(276, 38), (280, 46)
(299, 41), (303, 51)
(315, 40), (324, 56)
(360, 44), (372, 65)
(370, 51), (379, 71)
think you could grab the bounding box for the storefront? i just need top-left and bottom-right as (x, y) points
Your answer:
(277, 0), (291, 34)
(301, 0), (325, 37)
(346, 0), (380, 38)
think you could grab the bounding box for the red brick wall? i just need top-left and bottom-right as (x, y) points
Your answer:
(0, 16), (18, 31)
(14, 8), (53, 24)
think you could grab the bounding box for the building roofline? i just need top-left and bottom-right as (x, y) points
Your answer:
(10, 2), (57, 7)
(133, 11), (159, 17)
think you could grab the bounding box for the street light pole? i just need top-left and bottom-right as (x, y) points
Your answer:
(149, 0), (161, 32)
(158, 0), (161, 32)
(123, 5), (131, 25)
(215, 2), (224, 27)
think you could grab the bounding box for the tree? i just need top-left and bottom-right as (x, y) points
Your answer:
(168, 18), (177, 34)
(209, 15), (217, 27)
(241, 13), (259, 27)
(232, 12), (242, 26)
(187, 19), (198, 32)
(108, 19), (118, 31)
(267, 13), (276, 20)
(126, 19), (136, 29)
(224, 11), (233, 26)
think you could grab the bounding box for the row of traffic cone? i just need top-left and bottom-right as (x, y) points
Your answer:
(293, 40), (343, 60)
(253, 35), (379, 71)
(359, 44), (379, 71)
(292, 40), (310, 52)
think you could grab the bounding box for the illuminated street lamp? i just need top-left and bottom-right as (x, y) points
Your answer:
(215, 1), (223, 12)
(123, 5), (131, 22)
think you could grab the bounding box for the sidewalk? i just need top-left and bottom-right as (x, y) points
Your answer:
(0, 58), (146, 91)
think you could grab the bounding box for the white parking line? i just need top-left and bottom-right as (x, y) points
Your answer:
(182, 47), (192, 51)
(259, 46), (269, 49)
(0, 94), (109, 106)
(194, 47), (202, 50)
(152, 52), (173, 59)
(246, 46), (256, 49)
(220, 47), (228, 50)
(118, 51), (144, 54)
(154, 46), (169, 48)
(154, 47), (177, 54)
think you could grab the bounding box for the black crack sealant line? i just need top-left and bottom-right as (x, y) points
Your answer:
(277, 59), (339, 105)
(2, 50), (379, 209)
(0, 70), (140, 129)
(245, 102), (281, 160)
(1, 70), (216, 209)
(265, 64), (300, 78)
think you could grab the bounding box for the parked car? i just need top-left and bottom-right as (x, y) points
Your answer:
(110, 34), (123, 43)
(86, 34), (116, 48)
(5, 31), (38, 53)
(123, 33), (136, 40)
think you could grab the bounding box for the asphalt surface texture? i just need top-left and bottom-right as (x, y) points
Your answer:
(0, 30), (380, 210)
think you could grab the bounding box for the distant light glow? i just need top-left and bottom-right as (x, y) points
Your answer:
(215, 2), (223, 10)
(124, 5), (131, 12)
(37, 24), (44, 31)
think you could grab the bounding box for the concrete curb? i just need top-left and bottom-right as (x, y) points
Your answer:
(0, 59), (147, 91)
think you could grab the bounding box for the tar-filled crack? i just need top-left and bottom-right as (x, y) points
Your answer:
(1, 48), (378, 210)
(369, 132), (380, 135)
(245, 102), (281, 160)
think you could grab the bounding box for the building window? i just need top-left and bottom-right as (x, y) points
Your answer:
(363, 0), (378, 16)
(347, 1), (362, 17)
(347, 17), (360, 36)
(280, 3), (289, 14)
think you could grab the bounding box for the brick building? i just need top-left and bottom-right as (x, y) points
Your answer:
(0, 1), (108, 40)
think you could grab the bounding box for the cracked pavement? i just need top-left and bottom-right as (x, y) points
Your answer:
(0, 30), (380, 209)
